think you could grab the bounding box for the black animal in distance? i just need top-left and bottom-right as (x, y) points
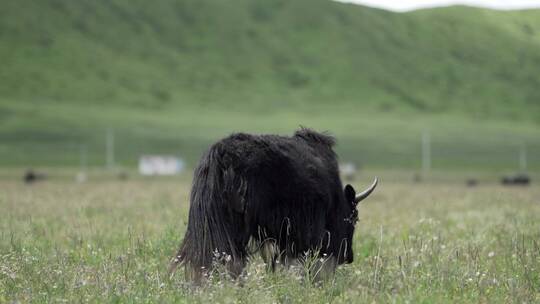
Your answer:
(171, 128), (378, 281)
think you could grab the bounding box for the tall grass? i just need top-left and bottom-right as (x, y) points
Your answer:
(1, 178), (539, 302)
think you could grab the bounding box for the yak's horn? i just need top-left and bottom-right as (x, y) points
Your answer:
(354, 178), (378, 204)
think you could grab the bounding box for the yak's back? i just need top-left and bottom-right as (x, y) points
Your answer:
(211, 128), (337, 172)
(293, 128), (335, 148)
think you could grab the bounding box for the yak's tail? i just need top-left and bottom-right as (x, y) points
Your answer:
(170, 145), (247, 281)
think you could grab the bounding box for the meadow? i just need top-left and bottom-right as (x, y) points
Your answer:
(1, 173), (539, 303)
(2, 1), (540, 302)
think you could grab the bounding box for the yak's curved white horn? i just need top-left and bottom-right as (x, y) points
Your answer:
(354, 178), (378, 204)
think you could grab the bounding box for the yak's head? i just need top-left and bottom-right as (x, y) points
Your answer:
(340, 178), (378, 264)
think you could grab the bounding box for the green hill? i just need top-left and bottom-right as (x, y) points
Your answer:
(1, 0), (540, 169)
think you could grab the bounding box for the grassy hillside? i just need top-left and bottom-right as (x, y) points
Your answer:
(0, 0), (540, 169)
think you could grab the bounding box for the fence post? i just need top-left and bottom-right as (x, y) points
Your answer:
(80, 144), (87, 171)
(77, 144), (88, 182)
(422, 130), (431, 176)
(519, 143), (527, 173)
(106, 129), (115, 169)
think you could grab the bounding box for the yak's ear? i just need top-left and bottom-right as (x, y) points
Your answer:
(344, 184), (356, 204)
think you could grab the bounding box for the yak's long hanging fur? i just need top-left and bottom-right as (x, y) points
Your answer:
(171, 128), (362, 280)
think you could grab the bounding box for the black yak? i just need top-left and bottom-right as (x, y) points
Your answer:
(23, 169), (46, 184)
(501, 174), (530, 186)
(171, 128), (378, 282)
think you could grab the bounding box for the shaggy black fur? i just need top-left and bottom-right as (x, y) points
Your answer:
(171, 128), (365, 280)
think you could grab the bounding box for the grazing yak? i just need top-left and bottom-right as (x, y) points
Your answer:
(170, 128), (378, 282)
(501, 174), (531, 186)
(23, 169), (46, 184)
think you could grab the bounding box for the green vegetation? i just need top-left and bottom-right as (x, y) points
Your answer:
(1, 0), (539, 168)
(2, 102), (539, 171)
(1, 178), (539, 302)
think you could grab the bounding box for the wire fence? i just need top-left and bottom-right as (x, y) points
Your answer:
(1, 130), (539, 174)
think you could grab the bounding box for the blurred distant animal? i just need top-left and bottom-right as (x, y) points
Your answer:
(23, 169), (46, 184)
(466, 178), (478, 187)
(170, 128), (378, 282)
(501, 174), (530, 186)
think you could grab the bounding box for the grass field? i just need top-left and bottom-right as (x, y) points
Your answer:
(1, 174), (539, 303)
(2, 1), (539, 301)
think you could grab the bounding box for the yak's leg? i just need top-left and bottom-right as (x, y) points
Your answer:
(260, 241), (278, 271)
(282, 255), (301, 268)
(291, 252), (337, 283)
(179, 245), (247, 284)
(226, 256), (246, 279)
(187, 254), (245, 283)
(185, 265), (205, 285)
(312, 255), (337, 282)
